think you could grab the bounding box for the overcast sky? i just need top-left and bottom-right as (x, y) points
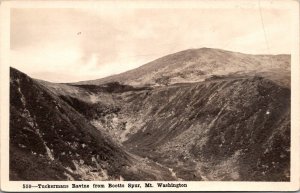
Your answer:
(10, 5), (292, 83)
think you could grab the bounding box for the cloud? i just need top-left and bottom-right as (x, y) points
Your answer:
(10, 7), (292, 82)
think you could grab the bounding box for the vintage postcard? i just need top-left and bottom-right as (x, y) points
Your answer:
(0, 0), (299, 191)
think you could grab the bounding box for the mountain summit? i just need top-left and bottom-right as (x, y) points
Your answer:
(76, 48), (290, 87)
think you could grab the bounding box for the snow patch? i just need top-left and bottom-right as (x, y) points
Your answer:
(90, 94), (99, 103)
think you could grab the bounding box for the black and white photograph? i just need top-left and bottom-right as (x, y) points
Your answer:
(0, 0), (299, 191)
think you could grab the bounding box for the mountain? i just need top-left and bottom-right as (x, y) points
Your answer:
(10, 48), (291, 181)
(76, 48), (290, 88)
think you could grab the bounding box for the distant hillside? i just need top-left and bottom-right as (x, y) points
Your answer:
(75, 48), (290, 87)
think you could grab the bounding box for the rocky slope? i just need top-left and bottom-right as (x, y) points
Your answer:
(10, 48), (291, 181)
(123, 76), (290, 181)
(10, 68), (175, 181)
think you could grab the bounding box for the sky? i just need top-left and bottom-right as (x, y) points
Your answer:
(10, 5), (292, 83)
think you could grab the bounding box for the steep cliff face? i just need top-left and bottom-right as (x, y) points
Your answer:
(10, 68), (175, 181)
(9, 48), (291, 181)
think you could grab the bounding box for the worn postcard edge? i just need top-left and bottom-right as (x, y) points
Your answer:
(0, 0), (299, 192)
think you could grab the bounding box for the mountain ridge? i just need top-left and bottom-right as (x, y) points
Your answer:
(74, 48), (290, 87)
